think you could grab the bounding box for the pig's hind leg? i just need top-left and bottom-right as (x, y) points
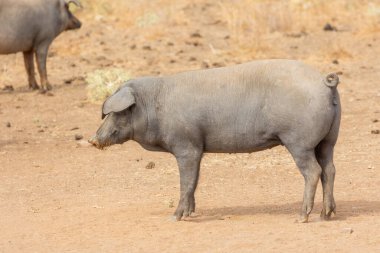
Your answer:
(287, 146), (322, 223)
(316, 103), (340, 220)
(316, 140), (337, 220)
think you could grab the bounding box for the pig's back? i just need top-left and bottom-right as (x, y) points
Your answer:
(153, 60), (334, 152)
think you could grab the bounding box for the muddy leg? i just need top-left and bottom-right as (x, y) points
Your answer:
(23, 51), (39, 90)
(35, 45), (52, 91)
(173, 149), (202, 221)
(289, 148), (322, 223)
(316, 141), (336, 220)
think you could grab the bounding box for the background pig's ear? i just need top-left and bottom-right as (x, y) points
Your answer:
(102, 87), (135, 119)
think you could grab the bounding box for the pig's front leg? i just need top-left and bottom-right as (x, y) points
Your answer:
(173, 148), (202, 221)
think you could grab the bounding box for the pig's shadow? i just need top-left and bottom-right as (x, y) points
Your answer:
(0, 81), (80, 95)
(186, 200), (380, 222)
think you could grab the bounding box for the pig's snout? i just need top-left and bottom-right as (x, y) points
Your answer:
(88, 136), (101, 149)
(67, 18), (82, 30)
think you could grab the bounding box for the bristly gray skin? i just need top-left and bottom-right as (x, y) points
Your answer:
(0, 0), (82, 91)
(89, 59), (341, 223)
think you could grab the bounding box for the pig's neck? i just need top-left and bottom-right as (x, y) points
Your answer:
(131, 95), (161, 149)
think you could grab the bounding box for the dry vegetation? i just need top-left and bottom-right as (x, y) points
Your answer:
(85, 1), (379, 46)
(83, 0), (380, 101)
(86, 68), (130, 102)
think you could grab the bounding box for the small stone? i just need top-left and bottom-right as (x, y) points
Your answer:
(38, 129), (44, 133)
(201, 61), (209, 68)
(324, 23), (337, 31)
(342, 227), (353, 234)
(372, 119), (379, 123)
(142, 45), (152, 50)
(212, 62), (225, 67)
(75, 134), (83, 140)
(371, 129), (380, 134)
(190, 32), (202, 38)
(6, 122), (11, 128)
(189, 57), (197, 61)
(332, 59), (339, 64)
(64, 77), (75, 84)
(192, 41), (201, 47)
(368, 165), (374, 169)
(70, 127), (79, 131)
(145, 162), (155, 169)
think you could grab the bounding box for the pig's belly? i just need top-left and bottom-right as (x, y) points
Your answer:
(0, 35), (33, 54)
(202, 132), (282, 153)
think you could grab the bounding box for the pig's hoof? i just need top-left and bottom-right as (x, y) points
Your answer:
(46, 84), (52, 91)
(320, 207), (336, 220)
(169, 216), (179, 222)
(174, 210), (184, 221)
(30, 84), (40, 90)
(297, 215), (309, 223)
(39, 89), (47, 94)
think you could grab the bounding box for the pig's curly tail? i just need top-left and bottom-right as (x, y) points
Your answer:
(324, 73), (340, 87)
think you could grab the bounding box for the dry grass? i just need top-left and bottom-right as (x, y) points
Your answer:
(80, 0), (380, 32)
(76, 0), (379, 60)
(86, 68), (130, 103)
(80, 0), (192, 41)
(78, 0), (379, 83)
(218, 0), (380, 57)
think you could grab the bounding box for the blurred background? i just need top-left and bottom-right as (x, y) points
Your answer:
(1, 0), (379, 101)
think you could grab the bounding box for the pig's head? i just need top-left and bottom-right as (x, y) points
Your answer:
(89, 87), (136, 149)
(59, 0), (82, 31)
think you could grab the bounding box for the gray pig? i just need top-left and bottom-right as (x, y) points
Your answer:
(0, 0), (82, 91)
(89, 60), (341, 222)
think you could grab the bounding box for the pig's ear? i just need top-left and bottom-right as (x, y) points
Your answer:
(102, 87), (135, 119)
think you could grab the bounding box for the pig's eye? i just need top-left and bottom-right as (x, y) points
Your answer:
(111, 130), (118, 136)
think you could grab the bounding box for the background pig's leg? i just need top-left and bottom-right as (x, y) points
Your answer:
(35, 43), (52, 91)
(23, 51), (39, 90)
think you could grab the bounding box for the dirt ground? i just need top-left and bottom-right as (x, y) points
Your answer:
(0, 1), (380, 252)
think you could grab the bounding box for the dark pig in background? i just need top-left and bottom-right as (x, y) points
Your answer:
(89, 60), (341, 223)
(0, 0), (82, 91)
